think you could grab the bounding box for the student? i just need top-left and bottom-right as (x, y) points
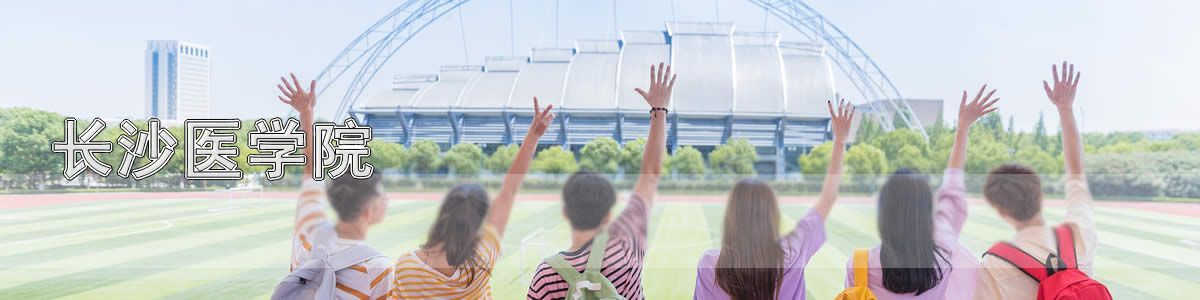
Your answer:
(391, 98), (555, 299)
(694, 100), (855, 300)
(526, 64), (674, 300)
(975, 62), (1096, 300)
(277, 74), (395, 299)
(842, 86), (998, 299)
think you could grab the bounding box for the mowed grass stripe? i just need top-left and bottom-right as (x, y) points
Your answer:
(84, 201), (437, 300)
(960, 206), (1193, 299)
(1093, 206), (1200, 228)
(0, 201), (289, 258)
(0, 198), (210, 226)
(643, 203), (711, 299)
(0, 204), (293, 287)
(3, 224), (294, 299)
(0, 200), (274, 243)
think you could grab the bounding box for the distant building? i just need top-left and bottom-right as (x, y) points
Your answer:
(848, 98), (944, 142)
(145, 40), (211, 120)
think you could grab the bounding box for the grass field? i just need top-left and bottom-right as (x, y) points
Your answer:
(1, 193), (1198, 299)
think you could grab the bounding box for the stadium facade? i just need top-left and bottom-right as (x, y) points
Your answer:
(354, 22), (840, 175)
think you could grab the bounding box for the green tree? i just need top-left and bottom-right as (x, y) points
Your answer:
(443, 143), (485, 176)
(709, 138), (758, 175)
(579, 137), (621, 174)
(408, 140), (442, 174)
(620, 138), (646, 175)
(798, 142), (833, 175)
(0, 108), (65, 187)
(871, 128), (927, 156)
(855, 117), (884, 143)
(365, 140), (408, 171)
(486, 144), (520, 173)
(1033, 113), (1051, 151)
(846, 144), (888, 184)
(891, 144), (931, 173)
(667, 146), (706, 176)
(533, 146), (578, 174)
(1014, 146), (1061, 175)
(966, 138), (1010, 175)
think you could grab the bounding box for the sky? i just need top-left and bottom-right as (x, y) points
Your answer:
(0, 0), (1196, 133)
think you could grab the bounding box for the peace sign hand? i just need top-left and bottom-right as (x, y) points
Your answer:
(527, 97), (555, 139)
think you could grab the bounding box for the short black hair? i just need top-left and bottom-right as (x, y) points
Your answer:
(325, 174), (383, 222)
(562, 171), (616, 230)
(984, 164), (1043, 221)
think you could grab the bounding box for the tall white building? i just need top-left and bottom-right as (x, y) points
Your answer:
(145, 40), (211, 120)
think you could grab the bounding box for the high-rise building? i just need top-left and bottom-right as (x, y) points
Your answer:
(145, 40), (211, 120)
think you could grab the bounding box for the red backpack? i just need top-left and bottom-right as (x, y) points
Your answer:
(985, 224), (1112, 300)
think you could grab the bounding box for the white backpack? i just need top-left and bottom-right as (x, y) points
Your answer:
(271, 226), (385, 300)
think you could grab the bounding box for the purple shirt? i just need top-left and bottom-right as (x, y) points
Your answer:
(694, 210), (826, 300)
(843, 168), (980, 300)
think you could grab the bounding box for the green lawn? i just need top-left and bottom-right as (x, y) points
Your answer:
(1, 196), (1197, 299)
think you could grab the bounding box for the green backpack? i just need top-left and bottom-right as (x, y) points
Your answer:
(543, 230), (625, 300)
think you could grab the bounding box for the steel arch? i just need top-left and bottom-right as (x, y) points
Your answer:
(313, 0), (926, 138)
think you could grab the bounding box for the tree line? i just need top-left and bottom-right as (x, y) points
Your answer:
(1, 107), (1197, 199)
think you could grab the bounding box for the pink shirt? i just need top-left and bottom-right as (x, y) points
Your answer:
(844, 168), (979, 300)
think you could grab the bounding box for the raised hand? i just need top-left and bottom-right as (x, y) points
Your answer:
(958, 84), (999, 128)
(277, 73), (316, 114)
(634, 63), (677, 109)
(1043, 61), (1080, 109)
(826, 98), (855, 142)
(527, 97), (555, 139)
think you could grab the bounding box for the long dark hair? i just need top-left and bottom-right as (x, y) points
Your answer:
(716, 179), (784, 300)
(422, 183), (490, 284)
(877, 169), (949, 295)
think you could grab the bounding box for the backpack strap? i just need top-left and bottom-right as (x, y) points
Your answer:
(984, 242), (1050, 282)
(584, 230), (610, 274)
(1053, 224), (1078, 269)
(852, 248), (869, 288)
(544, 254), (582, 283)
(328, 244), (386, 271)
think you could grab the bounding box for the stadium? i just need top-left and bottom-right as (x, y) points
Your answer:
(354, 22), (841, 175)
(307, 0), (932, 176)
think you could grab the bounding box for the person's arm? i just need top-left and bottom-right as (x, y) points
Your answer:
(948, 85), (998, 170)
(1045, 61), (1097, 272)
(631, 63), (675, 205)
(277, 73), (317, 180)
(486, 98), (554, 237)
(810, 99), (853, 220)
(937, 85), (999, 236)
(277, 73), (327, 265)
(1044, 61), (1084, 181)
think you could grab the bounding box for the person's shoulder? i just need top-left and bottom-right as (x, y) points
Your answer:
(362, 255), (393, 270)
(698, 249), (720, 266)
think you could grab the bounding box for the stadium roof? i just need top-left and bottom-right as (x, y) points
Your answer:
(357, 22), (837, 120)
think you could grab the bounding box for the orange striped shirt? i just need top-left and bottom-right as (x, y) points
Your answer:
(292, 180), (394, 300)
(391, 224), (501, 299)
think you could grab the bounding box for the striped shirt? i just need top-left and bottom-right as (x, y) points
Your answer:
(292, 180), (394, 300)
(527, 194), (650, 300)
(391, 224), (502, 299)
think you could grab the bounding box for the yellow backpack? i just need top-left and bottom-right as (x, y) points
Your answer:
(835, 248), (877, 300)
